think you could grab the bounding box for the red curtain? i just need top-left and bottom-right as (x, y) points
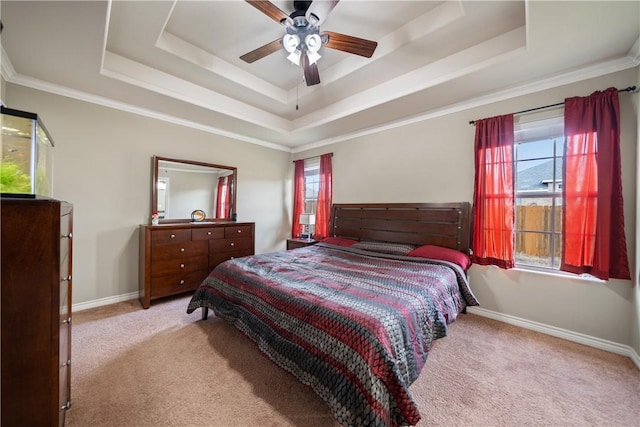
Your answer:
(291, 160), (306, 238)
(471, 114), (515, 268)
(215, 176), (224, 218)
(315, 154), (333, 240)
(562, 88), (630, 280)
(225, 174), (234, 217)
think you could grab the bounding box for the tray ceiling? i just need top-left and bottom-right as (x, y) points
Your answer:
(1, 1), (638, 151)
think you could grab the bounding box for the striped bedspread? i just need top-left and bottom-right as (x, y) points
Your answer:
(187, 243), (478, 427)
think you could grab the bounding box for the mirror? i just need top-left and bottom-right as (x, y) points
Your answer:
(152, 156), (237, 223)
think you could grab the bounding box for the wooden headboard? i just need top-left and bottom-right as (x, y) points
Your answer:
(329, 202), (471, 255)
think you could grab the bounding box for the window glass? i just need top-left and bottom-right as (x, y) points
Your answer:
(514, 118), (564, 270)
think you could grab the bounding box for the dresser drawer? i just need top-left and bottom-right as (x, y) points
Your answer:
(150, 269), (209, 297)
(192, 227), (224, 240)
(224, 225), (251, 238)
(151, 229), (191, 245)
(151, 240), (207, 261)
(209, 237), (252, 253)
(150, 255), (208, 277)
(209, 249), (254, 269)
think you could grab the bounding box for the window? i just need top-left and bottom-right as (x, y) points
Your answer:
(514, 117), (564, 270)
(472, 89), (629, 280)
(303, 157), (320, 215)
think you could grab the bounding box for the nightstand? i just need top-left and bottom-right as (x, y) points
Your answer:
(287, 238), (319, 250)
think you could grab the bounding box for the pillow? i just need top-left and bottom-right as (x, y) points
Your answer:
(351, 241), (416, 256)
(406, 245), (471, 270)
(321, 237), (358, 247)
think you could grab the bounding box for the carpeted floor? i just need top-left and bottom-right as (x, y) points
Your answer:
(66, 295), (640, 427)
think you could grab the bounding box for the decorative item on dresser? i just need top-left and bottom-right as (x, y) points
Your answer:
(139, 221), (255, 309)
(286, 238), (319, 250)
(1, 197), (73, 427)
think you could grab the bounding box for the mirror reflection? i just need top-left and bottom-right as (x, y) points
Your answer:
(152, 156), (236, 222)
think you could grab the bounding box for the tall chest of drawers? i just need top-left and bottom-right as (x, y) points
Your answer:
(139, 222), (255, 308)
(1, 198), (73, 427)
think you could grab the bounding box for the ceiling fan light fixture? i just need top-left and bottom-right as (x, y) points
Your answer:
(287, 50), (302, 65)
(307, 51), (321, 65)
(283, 34), (300, 53)
(305, 33), (322, 53)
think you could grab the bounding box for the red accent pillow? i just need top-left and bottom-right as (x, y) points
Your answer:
(406, 245), (471, 270)
(321, 237), (358, 247)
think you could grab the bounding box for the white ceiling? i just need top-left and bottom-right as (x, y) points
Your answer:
(1, 1), (638, 152)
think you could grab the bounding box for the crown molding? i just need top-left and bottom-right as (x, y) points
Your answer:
(3, 67), (290, 152)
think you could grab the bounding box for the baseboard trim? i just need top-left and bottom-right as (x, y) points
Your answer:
(72, 291), (139, 312)
(630, 347), (640, 370)
(467, 306), (640, 370)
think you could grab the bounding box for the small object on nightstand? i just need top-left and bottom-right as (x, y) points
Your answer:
(287, 238), (319, 250)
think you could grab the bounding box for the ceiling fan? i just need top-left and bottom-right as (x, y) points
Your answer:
(240, 0), (378, 86)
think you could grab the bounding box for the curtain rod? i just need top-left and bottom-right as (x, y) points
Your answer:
(468, 85), (637, 125)
(292, 152), (333, 163)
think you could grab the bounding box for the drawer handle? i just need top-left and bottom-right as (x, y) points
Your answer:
(207, 231), (212, 235)
(237, 230), (242, 233)
(170, 234), (176, 238)
(230, 242), (235, 247)
(179, 279), (185, 285)
(61, 275), (72, 282)
(61, 359), (71, 368)
(180, 248), (185, 252)
(61, 232), (73, 239)
(62, 317), (72, 324)
(61, 401), (71, 411)
(180, 263), (185, 268)
(230, 257), (235, 260)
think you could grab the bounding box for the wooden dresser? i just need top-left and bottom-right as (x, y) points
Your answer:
(1, 198), (73, 427)
(139, 221), (255, 308)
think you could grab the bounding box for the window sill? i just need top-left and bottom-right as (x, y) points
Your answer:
(512, 266), (605, 283)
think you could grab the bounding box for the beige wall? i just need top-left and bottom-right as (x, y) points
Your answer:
(5, 84), (292, 305)
(297, 68), (638, 348)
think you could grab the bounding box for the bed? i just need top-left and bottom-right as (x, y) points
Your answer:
(187, 202), (479, 427)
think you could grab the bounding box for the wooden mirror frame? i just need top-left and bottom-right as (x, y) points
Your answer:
(151, 155), (237, 224)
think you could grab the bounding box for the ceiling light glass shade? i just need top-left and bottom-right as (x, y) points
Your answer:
(287, 50), (301, 65)
(283, 34), (300, 53)
(305, 34), (322, 53)
(307, 51), (321, 65)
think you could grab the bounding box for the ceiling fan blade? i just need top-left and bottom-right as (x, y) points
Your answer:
(240, 38), (282, 63)
(322, 31), (377, 58)
(245, 0), (293, 26)
(301, 53), (320, 86)
(306, 0), (340, 26)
